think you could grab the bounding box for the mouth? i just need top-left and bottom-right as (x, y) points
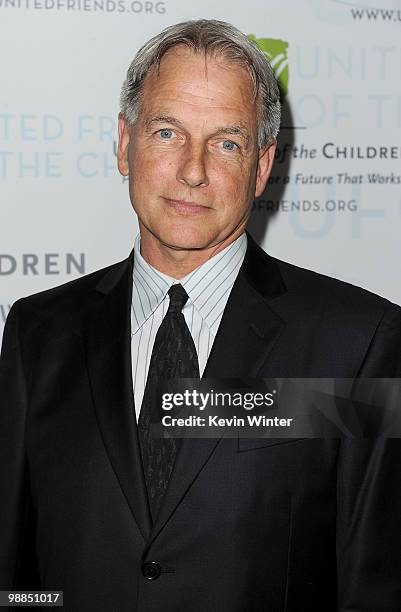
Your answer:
(163, 197), (210, 215)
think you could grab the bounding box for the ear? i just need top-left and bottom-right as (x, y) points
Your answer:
(117, 112), (131, 177)
(254, 140), (277, 198)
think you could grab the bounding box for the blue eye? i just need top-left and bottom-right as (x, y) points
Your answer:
(159, 129), (173, 139)
(222, 140), (236, 151)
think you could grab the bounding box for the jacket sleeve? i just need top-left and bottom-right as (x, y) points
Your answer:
(0, 301), (40, 590)
(336, 302), (401, 611)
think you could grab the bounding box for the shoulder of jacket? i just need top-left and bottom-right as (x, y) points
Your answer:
(261, 256), (401, 342)
(13, 256), (130, 331)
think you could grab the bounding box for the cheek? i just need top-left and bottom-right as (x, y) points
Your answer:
(212, 166), (255, 221)
(129, 151), (166, 197)
(213, 164), (252, 200)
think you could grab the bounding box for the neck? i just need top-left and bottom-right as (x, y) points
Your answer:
(138, 226), (244, 279)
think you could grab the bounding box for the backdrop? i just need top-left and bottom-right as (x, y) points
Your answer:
(1, 0), (401, 342)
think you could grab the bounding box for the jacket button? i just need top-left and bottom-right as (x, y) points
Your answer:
(142, 561), (161, 580)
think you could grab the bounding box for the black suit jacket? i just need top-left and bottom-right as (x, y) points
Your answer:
(1, 234), (401, 611)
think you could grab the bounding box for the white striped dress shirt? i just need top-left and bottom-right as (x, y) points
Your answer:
(130, 232), (247, 422)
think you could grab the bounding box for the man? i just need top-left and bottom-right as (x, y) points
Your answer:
(1, 19), (400, 612)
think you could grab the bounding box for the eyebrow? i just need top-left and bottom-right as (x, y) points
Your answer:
(145, 114), (185, 130)
(144, 114), (251, 147)
(212, 125), (250, 147)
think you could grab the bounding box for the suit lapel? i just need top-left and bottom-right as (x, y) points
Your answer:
(145, 234), (287, 550)
(84, 254), (153, 541)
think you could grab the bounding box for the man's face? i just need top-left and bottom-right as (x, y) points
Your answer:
(118, 45), (276, 251)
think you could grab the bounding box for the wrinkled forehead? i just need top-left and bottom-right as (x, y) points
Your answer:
(144, 44), (258, 100)
(136, 46), (261, 141)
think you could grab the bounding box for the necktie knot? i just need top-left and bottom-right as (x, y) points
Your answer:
(168, 284), (188, 314)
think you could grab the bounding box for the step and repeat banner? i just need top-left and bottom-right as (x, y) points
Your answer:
(1, 0), (401, 341)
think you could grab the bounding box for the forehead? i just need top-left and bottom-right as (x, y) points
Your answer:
(139, 46), (258, 125)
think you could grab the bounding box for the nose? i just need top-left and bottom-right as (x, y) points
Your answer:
(176, 141), (209, 189)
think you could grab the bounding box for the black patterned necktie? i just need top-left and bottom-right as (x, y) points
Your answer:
(137, 284), (200, 522)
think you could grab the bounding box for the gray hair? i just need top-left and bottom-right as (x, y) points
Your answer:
(120, 19), (281, 148)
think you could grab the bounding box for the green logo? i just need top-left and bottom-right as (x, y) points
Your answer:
(248, 35), (289, 97)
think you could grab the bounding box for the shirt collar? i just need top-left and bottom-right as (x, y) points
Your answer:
(131, 233), (247, 334)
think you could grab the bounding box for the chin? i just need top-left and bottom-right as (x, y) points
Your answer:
(158, 225), (216, 251)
